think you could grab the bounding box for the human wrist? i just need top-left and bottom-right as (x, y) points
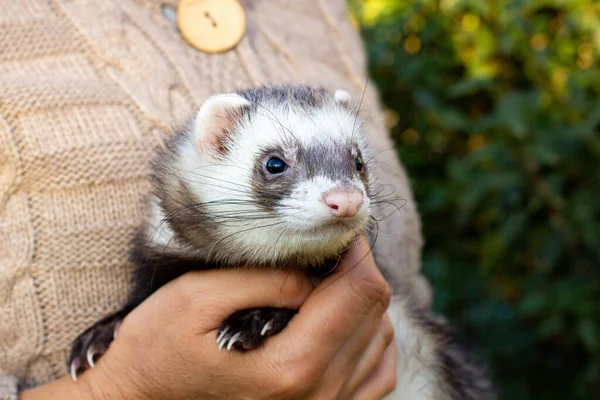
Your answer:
(19, 374), (101, 400)
(78, 345), (149, 400)
(19, 351), (147, 400)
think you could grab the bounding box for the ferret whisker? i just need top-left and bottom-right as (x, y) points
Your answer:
(351, 78), (369, 143)
(370, 188), (402, 202)
(352, 121), (366, 144)
(310, 257), (342, 278)
(278, 268), (294, 308)
(185, 163), (248, 172)
(370, 194), (405, 204)
(371, 197), (407, 206)
(199, 201), (293, 209)
(272, 225), (289, 251)
(145, 228), (184, 289)
(364, 160), (408, 179)
(261, 111), (300, 148)
(362, 216), (403, 236)
(371, 182), (398, 193)
(312, 233), (377, 294)
(370, 191), (406, 203)
(145, 202), (288, 247)
(145, 204), (192, 250)
(182, 173), (295, 197)
(363, 146), (396, 166)
(244, 98), (301, 146)
(181, 198), (296, 211)
(208, 221), (287, 255)
(180, 174), (260, 193)
(370, 201), (406, 221)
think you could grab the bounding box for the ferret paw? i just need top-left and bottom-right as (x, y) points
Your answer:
(217, 308), (297, 351)
(67, 313), (124, 382)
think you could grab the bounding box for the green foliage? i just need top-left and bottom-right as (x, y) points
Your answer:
(351, 0), (600, 398)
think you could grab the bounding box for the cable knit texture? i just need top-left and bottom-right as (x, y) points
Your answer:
(0, 0), (427, 396)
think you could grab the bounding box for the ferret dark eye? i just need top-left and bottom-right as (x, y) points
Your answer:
(355, 156), (364, 172)
(266, 157), (288, 174)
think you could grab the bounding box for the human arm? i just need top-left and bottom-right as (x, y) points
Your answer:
(20, 237), (395, 400)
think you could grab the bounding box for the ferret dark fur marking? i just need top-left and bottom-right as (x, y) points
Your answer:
(68, 85), (496, 400)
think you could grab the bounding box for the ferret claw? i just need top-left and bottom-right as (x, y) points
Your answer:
(227, 332), (241, 351)
(70, 360), (79, 382)
(217, 308), (296, 351)
(113, 320), (122, 339)
(86, 348), (97, 368)
(216, 327), (229, 344)
(260, 319), (274, 336)
(68, 312), (125, 380)
(218, 335), (228, 350)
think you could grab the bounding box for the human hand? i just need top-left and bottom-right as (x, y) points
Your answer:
(22, 236), (395, 400)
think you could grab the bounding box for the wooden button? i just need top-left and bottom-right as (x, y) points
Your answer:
(177, 0), (246, 54)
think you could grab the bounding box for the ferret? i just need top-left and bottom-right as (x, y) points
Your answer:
(68, 84), (495, 400)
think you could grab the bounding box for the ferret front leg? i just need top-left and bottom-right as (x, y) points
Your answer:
(67, 309), (129, 381)
(216, 307), (297, 351)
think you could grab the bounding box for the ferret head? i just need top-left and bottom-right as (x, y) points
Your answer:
(152, 85), (375, 267)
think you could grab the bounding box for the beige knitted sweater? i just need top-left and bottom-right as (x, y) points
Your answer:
(0, 0), (428, 397)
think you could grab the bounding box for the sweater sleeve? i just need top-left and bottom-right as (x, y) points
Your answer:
(0, 376), (18, 400)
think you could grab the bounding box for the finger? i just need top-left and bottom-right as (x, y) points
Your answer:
(149, 268), (313, 327)
(351, 339), (398, 400)
(269, 236), (391, 362)
(342, 314), (395, 396)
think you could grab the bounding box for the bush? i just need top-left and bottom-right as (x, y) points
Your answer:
(350, 1), (600, 399)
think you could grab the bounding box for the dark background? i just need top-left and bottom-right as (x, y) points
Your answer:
(349, 1), (600, 399)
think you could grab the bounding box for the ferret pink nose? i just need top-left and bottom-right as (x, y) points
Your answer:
(324, 189), (364, 218)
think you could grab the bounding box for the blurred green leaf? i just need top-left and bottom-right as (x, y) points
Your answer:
(351, 0), (600, 398)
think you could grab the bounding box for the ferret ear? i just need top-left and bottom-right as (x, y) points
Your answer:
(334, 89), (352, 104)
(192, 93), (251, 154)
